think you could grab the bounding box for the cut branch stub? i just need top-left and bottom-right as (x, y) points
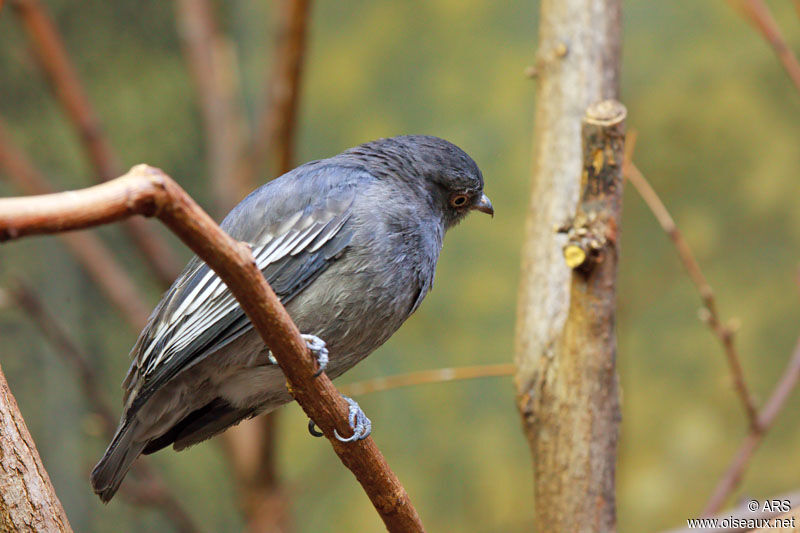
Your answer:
(561, 100), (627, 271)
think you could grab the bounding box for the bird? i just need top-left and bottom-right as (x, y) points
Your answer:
(90, 135), (493, 502)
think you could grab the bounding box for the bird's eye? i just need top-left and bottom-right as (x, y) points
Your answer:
(450, 194), (469, 208)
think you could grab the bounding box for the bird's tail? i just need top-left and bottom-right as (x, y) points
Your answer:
(90, 418), (146, 503)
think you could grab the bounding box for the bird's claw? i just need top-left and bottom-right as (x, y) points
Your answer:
(267, 334), (328, 377)
(301, 334), (329, 377)
(306, 395), (372, 442)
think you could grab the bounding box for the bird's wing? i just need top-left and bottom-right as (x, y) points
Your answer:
(122, 168), (361, 412)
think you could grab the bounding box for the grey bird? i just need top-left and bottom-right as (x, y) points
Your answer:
(90, 135), (493, 502)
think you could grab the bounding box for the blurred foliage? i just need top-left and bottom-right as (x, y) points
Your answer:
(1, 0), (799, 531)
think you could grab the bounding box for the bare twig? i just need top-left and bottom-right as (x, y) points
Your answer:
(340, 363), (516, 397)
(727, 0), (800, 94)
(0, 118), (149, 329)
(0, 361), (73, 532)
(175, 0), (247, 215)
(622, 139), (760, 429)
(702, 337), (800, 515)
(9, 0), (181, 286)
(250, 0), (311, 178)
(0, 165), (425, 532)
(7, 281), (200, 533)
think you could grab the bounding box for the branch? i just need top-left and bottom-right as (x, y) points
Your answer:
(0, 165), (425, 532)
(622, 138), (759, 429)
(702, 336), (800, 515)
(250, 0), (311, 177)
(0, 118), (149, 329)
(0, 362), (72, 532)
(727, 0), (800, 94)
(175, 0), (247, 215)
(9, 0), (181, 286)
(6, 281), (200, 533)
(340, 364), (515, 397)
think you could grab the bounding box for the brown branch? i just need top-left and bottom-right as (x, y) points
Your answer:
(340, 364), (516, 397)
(9, 0), (181, 286)
(0, 361), (73, 532)
(6, 281), (200, 533)
(702, 336), (800, 516)
(250, 0), (311, 178)
(175, 0), (247, 215)
(622, 142), (760, 429)
(0, 165), (425, 532)
(727, 0), (800, 94)
(0, 118), (149, 329)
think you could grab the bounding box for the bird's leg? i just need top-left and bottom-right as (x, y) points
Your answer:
(267, 334), (329, 377)
(307, 395), (372, 442)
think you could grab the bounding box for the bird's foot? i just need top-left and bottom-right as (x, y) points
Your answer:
(307, 395), (372, 442)
(267, 334), (329, 377)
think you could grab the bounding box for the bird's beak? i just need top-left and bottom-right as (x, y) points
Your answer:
(473, 193), (494, 217)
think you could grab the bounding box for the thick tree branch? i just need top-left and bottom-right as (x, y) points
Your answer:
(175, 0), (247, 215)
(0, 165), (425, 532)
(9, 0), (181, 286)
(622, 142), (759, 429)
(702, 336), (800, 516)
(0, 118), (149, 329)
(0, 362), (73, 532)
(514, 2), (622, 530)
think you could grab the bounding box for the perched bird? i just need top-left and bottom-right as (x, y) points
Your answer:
(91, 135), (493, 502)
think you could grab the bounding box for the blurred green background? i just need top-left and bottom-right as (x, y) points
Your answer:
(1, 1), (799, 531)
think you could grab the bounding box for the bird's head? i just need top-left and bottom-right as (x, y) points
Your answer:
(345, 135), (493, 228)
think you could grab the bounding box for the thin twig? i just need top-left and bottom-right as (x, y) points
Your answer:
(0, 118), (149, 329)
(622, 136), (760, 430)
(702, 337), (800, 515)
(7, 281), (200, 533)
(250, 0), (311, 178)
(340, 364), (516, 397)
(0, 165), (425, 532)
(9, 0), (181, 286)
(727, 0), (800, 94)
(175, 0), (247, 215)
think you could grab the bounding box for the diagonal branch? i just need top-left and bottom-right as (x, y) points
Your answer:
(6, 281), (200, 533)
(0, 118), (149, 329)
(727, 0), (800, 95)
(174, 0), (247, 215)
(9, 0), (181, 286)
(622, 137), (759, 429)
(0, 164), (425, 532)
(702, 336), (800, 515)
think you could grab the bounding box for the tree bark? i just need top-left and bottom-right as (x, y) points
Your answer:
(0, 362), (72, 532)
(514, 1), (622, 530)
